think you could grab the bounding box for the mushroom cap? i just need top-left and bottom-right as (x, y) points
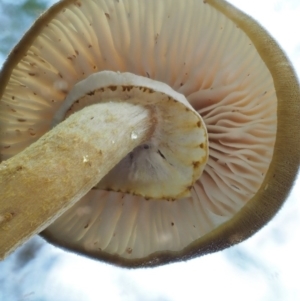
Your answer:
(0, 0), (299, 267)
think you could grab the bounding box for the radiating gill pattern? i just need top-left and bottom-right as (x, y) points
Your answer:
(0, 0), (276, 258)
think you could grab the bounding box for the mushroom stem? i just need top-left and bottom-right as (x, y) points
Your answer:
(0, 102), (155, 259)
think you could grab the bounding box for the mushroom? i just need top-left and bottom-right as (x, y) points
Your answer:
(0, 0), (299, 267)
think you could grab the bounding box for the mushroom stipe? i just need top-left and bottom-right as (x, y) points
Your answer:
(0, 0), (299, 267)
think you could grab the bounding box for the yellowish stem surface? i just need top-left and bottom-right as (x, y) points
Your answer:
(0, 102), (154, 259)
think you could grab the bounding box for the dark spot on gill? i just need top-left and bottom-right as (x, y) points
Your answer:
(129, 152), (134, 160)
(157, 149), (166, 159)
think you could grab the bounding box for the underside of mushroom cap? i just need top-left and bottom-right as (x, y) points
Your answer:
(0, 0), (299, 267)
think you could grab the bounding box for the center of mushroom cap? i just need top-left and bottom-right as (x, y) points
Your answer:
(53, 71), (209, 200)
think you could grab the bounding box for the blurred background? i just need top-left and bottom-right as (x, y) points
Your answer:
(0, 0), (299, 300)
